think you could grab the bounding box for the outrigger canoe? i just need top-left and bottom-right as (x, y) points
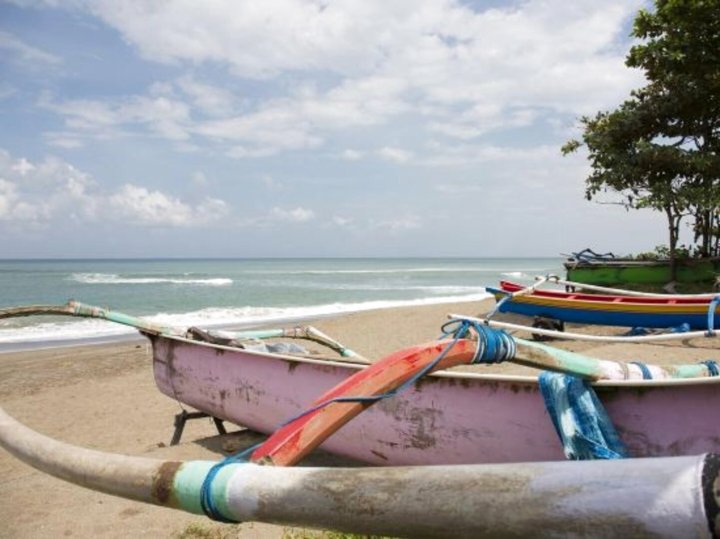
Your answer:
(1, 301), (720, 536)
(2, 301), (719, 465)
(489, 280), (720, 330)
(564, 248), (720, 286)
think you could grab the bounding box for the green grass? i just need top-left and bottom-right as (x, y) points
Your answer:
(175, 522), (238, 539)
(282, 530), (392, 539)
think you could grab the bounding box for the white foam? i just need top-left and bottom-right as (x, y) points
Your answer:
(0, 292), (491, 345)
(71, 273), (232, 286)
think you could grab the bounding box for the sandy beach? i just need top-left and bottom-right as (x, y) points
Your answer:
(1, 298), (718, 538)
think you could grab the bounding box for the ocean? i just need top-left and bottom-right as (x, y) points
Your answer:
(0, 258), (561, 350)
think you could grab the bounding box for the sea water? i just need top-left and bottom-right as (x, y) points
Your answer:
(0, 258), (561, 349)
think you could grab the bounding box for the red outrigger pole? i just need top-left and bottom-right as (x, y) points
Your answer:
(250, 338), (478, 466)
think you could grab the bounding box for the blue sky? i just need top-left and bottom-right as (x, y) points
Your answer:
(1, 0), (673, 258)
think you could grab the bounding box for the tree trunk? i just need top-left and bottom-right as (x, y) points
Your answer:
(665, 204), (680, 281)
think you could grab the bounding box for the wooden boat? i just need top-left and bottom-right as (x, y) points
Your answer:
(3, 301), (718, 465)
(564, 249), (720, 286)
(148, 330), (720, 465)
(1, 301), (719, 535)
(489, 280), (720, 330)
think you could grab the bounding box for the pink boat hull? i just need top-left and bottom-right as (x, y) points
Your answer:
(151, 335), (720, 465)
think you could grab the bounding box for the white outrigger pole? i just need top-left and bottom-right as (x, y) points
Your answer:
(0, 405), (717, 538)
(542, 274), (720, 298)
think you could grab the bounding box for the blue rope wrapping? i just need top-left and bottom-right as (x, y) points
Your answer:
(624, 323), (689, 337)
(572, 248), (615, 262)
(671, 322), (691, 333)
(629, 361), (653, 380)
(700, 360), (720, 377)
(624, 327), (649, 336)
(200, 442), (262, 522)
(280, 320), (515, 429)
(539, 372), (628, 460)
(439, 318), (516, 364)
(707, 296), (720, 336)
(199, 320), (516, 521)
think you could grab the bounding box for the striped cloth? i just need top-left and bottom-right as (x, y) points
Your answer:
(539, 372), (628, 460)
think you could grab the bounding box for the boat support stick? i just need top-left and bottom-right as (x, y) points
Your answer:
(451, 313), (717, 343)
(0, 405), (717, 538)
(448, 315), (717, 381)
(0, 302), (366, 361)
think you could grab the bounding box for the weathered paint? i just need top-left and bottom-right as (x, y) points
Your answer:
(249, 339), (476, 466)
(151, 334), (720, 465)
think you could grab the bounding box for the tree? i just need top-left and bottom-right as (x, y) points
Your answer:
(563, 0), (720, 266)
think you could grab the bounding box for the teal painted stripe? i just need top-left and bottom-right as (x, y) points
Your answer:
(674, 364), (710, 378)
(173, 461), (247, 519)
(517, 338), (601, 378)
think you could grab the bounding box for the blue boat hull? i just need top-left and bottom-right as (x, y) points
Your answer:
(489, 288), (717, 330)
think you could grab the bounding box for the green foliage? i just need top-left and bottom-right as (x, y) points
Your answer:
(564, 0), (720, 259)
(629, 244), (692, 260)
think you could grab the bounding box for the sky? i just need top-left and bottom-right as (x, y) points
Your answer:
(0, 0), (678, 258)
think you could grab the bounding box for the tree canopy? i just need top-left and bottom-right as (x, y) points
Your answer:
(563, 0), (720, 259)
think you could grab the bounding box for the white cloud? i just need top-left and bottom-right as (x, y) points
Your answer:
(370, 215), (421, 232)
(176, 76), (238, 116)
(36, 0), (645, 159)
(0, 150), (96, 223)
(378, 146), (413, 164)
(40, 93), (192, 142)
(0, 149), (229, 228)
(192, 171), (208, 187)
(332, 215), (353, 227)
(420, 142), (560, 167)
(269, 206), (316, 223)
(340, 149), (364, 161)
(109, 185), (227, 227)
(0, 31), (62, 67)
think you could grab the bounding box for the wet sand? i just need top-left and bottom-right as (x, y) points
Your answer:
(0, 298), (717, 538)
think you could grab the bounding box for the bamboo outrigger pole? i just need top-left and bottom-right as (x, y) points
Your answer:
(1, 302), (717, 380)
(0, 405), (717, 537)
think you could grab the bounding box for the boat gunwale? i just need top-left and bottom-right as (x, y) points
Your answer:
(153, 333), (720, 389)
(489, 290), (716, 315)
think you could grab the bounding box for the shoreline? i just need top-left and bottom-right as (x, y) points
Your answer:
(1, 298), (718, 538)
(0, 293), (493, 354)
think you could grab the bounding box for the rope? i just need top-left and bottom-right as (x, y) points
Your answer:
(629, 361), (653, 380)
(571, 248), (615, 262)
(440, 318), (516, 364)
(274, 321), (515, 430)
(201, 318), (517, 505)
(200, 318), (517, 511)
(200, 443), (262, 522)
(700, 360), (720, 377)
(624, 327), (649, 336)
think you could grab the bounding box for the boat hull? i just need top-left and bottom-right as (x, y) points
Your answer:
(150, 334), (720, 465)
(491, 284), (719, 329)
(564, 258), (720, 286)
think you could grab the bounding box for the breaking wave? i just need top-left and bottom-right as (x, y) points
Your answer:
(71, 273), (232, 286)
(0, 292), (490, 346)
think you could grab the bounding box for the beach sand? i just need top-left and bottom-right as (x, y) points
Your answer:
(1, 298), (717, 538)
